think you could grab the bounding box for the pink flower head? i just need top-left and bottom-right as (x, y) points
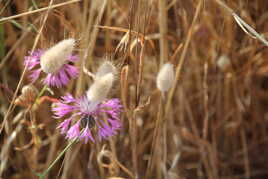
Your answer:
(24, 39), (79, 88)
(52, 93), (122, 143)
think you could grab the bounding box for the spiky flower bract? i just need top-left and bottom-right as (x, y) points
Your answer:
(52, 93), (122, 143)
(24, 39), (79, 88)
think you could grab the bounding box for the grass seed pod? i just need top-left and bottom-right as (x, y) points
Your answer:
(87, 73), (114, 102)
(156, 63), (175, 92)
(95, 61), (117, 79)
(40, 38), (75, 74)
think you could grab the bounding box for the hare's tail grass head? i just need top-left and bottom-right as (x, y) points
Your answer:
(87, 73), (115, 103)
(40, 38), (76, 74)
(156, 63), (175, 92)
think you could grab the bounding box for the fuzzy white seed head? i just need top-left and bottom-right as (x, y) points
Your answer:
(40, 38), (75, 74)
(157, 63), (175, 92)
(217, 55), (231, 71)
(95, 61), (117, 79)
(87, 73), (114, 102)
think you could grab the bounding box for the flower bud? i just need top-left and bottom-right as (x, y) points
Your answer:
(15, 84), (38, 107)
(40, 38), (75, 74)
(157, 63), (175, 92)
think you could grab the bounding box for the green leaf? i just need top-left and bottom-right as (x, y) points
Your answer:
(0, 24), (5, 58)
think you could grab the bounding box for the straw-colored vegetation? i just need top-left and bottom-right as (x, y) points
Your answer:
(1, 0), (268, 178)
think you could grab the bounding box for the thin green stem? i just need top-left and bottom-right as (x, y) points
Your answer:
(37, 139), (77, 178)
(37, 85), (48, 100)
(32, 85), (48, 108)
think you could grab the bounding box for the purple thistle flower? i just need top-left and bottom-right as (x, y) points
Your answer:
(24, 39), (79, 88)
(57, 119), (72, 134)
(52, 93), (122, 143)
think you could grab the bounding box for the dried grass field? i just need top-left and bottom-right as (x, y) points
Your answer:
(1, 0), (268, 179)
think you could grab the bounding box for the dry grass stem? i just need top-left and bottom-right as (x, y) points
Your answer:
(1, 0), (268, 178)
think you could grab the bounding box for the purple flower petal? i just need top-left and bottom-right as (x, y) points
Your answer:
(80, 126), (95, 143)
(68, 54), (79, 62)
(52, 103), (76, 118)
(58, 68), (69, 86)
(66, 120), (81, 140)
(29, 69), (42, 83)
(65, 64), (79, 78)
(97, 121), (116, 140)
(61, 93), (76, 103)
(107, 118), (121, 129)
(43, 74), (61, 87)
(57, 119), (72, 134)
(24, 50), (43, 70)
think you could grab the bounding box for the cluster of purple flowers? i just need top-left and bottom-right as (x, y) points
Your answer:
(25, 39), (122, 143)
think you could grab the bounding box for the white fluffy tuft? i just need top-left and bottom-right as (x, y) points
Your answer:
(87, 73), (114, 102)
(95, 61), (117, 79)
(217, 55), (231, 71)
(157, 63), (175, 92)
(40, 38), (75, 74)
